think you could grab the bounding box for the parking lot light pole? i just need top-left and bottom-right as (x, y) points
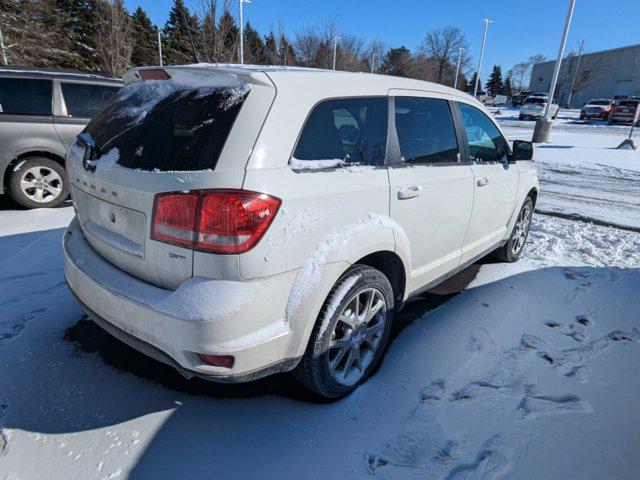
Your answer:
(371, 52), (377, 73)
(239, 0), (251, 64)
(332, 35), (340, 70)
(454, 47), (464, 89)
(532, 0), (577, 143)
(157, 28), (163, 66)
(0, 21), (8, 66)
(473, 19), (492, 98)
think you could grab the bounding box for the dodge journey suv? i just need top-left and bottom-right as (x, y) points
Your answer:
(64, 65), (538, 398)
(0, 68), (121, 208)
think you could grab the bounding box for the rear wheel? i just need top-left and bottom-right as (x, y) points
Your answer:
(494, 197), (534, 263)
(294, 265), (395, 399)
(8, 157), (69, 209)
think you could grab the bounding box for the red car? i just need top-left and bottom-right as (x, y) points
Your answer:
(608, 99), (640, 125)
(580, 98), (614, 120)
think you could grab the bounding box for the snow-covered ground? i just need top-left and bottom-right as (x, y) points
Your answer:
(496, 107), (640, 230)
(1, 116), (639, 479)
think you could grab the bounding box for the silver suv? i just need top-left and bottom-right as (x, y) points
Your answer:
(0, 68), (121, 208)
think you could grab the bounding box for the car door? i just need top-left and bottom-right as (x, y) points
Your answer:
(388, 93), (475, 294)
(53, 80), (121, 150)
(455, 101), (518, 264)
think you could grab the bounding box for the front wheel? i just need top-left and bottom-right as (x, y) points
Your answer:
(494, 197), (534, 263)
(8, 157), (69, 209)
(294, 265), (395, 399)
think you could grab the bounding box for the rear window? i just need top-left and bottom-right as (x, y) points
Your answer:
(292, 97), (388, 166)
(83, 79), (249, 171)
(61, 83), (120, 118)
(524, 97), (546, 105)
(0, 78), (52, 115)
(589, 100), (610, 106)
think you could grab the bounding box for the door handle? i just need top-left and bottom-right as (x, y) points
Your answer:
(477, 177), (489, 187)
(397, 184), (423, 200)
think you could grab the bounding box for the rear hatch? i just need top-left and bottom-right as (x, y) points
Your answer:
(67, 67), (274, 289)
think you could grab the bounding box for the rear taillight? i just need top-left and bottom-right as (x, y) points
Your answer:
(541, 102), (547, 108)
(615, 106), (624, 112)
(151, 190), (280, 254)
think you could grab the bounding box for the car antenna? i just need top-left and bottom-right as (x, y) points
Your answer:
(179, 3), (201, 64)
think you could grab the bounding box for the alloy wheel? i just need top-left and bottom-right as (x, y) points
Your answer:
(510, 203), (532, 256)
(20, 166), (63, 204)
(327, 287), (387, 386)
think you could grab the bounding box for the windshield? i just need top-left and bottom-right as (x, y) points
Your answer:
(524, 97), (546, 105)
(83, 79), (249, 171)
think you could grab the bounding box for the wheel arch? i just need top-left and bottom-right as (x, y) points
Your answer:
(3, 151), (66, 192)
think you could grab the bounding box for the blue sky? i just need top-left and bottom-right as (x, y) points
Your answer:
(125, 0), (640, 79)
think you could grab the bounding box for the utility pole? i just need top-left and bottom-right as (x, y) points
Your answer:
(473, 19), (492, 98)
(239, 0), (251, 64)
(0, 19), (8, 66)
(157, 28), (163, 66)
(454, 47), (464, 89)
(371, 52), (377, 73)
(567, 39), (584, 109)
(332, 35), (340, 70)
(532, 0), (576, 143)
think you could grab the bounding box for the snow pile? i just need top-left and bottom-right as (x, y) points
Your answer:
(285, 214), (407, 322)
(155, 276), (263, 322)
(87, 147), (120, 172)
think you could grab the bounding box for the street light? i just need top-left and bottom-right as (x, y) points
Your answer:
(238, 0), (251, 64)
(157, 28), (163, 66)
(473, 19), (492, 98)
(453, 47), (464, 89)
(0, 16), (9, 65)
(332, 35), (340, 70)
(371, 52), (377, 73)
(532, 0), (576, 143)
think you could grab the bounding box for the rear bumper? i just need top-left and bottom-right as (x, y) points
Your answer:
(63, 216), (301, 382)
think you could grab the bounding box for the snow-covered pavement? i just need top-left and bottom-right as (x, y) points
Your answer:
(497, 108), (640, 231)
(1, 116), (639, 479)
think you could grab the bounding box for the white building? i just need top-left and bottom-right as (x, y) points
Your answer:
(529, 43), (640, 108)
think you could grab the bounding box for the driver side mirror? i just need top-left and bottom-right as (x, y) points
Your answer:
(512, 140), (534, 161)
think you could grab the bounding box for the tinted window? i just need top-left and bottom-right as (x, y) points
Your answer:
(524, 97), (546, 104)
(589, 100), (610, 105)
(394, 97), (459, 164)
(62, 83), (120, 118)
(618, 101), (639, 107)
(0, 78), (52, 115)
(84, 81), (248, 171)
(458, 103), (508, 163)
(293, 97), (387, 166)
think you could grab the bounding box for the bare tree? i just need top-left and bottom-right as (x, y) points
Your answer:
(94, 0), (132, 77)
(528, 54), (547, 66)
(562, 40), (606, 108)
(507, 61), (531, 93)
(193, 0), (235, 63)
(419, 26), (470, 85)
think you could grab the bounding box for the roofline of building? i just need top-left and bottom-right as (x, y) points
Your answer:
(533, 42), (640, 68)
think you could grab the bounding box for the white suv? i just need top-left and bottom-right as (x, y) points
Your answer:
(63, 65), (538, 398)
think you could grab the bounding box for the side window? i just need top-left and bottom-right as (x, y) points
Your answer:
(458, 103), (508, 162)
(0, 78), (52, 115)
(292, 97), (388, 166)
(394, 97), (459, 164)
(61, 83), (120, 118)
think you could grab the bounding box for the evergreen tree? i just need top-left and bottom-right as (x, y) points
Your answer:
(468, 71), (479, 93)
(504, 76), (513, 97)
(243, 22), (266, 64)
(379, 47), (413, 77)
(163, 0), (201, 65)
(55, 0), (99, 70)
(130, 7), (158, 67)
(263, 31), (278, 65)
(217, 9), (238, 62)
(279, 33), (296, 66)
(485, 65), (504, 96)
(457, 74), (468, 92)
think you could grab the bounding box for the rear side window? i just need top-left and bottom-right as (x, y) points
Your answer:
(84, 80), (249, 171)
(293, 97), (388, 166)
(61, 83), (120, 118)
(394, 97), (459, 164)
(458, 103), (508, 162)
(0, 78), (52, 115)
(619, 101), (639, 108)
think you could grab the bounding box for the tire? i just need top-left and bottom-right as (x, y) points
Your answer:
(493, 197), (534, 263)
(293, 264), (395, 399)
(8, 157), (69, 209)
